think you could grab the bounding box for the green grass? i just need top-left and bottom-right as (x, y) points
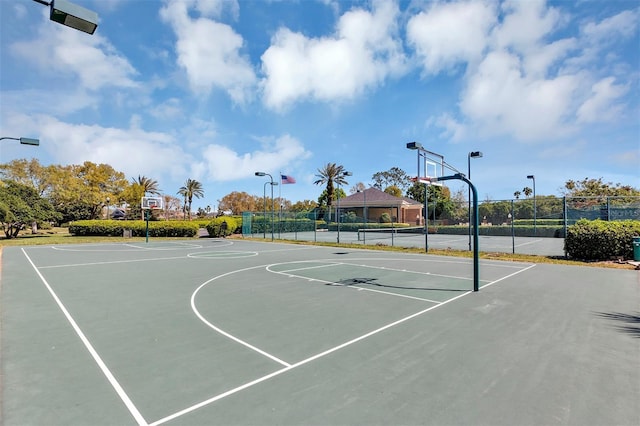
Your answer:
(0, 228), (635, 270)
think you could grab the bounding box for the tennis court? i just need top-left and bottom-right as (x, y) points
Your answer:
(1, 239), (638, 425)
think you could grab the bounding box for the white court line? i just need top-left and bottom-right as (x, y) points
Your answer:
(190, 265), (293, 368)
(265, 264), (443, 304)
(38, 255), (187, 269)
(152, 288), (473, 426)
(20, 249), (148, 426)
(338, 261), (492, 283)
(480, 263), (536, 289)
(513, 238), (544, 248)
(276, 262), (342, 274)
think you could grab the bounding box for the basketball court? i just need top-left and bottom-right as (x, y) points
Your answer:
(1, 238), (638, 425)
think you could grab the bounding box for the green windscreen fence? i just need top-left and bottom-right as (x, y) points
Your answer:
(241, 212), (252, 236)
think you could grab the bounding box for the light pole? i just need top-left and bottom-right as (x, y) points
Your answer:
(468, 151), (483, 250)
(336, 171), (352, 243)
(527, 174), (536, 235)
(32, 0), (99, 34)
(261, 182), (269, 238)
(106, 197), (110, 220)
(255, 172), (276, 241)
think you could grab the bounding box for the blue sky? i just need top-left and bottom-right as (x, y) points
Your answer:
(1, 0), (638, 211)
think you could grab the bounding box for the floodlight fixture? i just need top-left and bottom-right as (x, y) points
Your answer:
(255, 171), (266, 176)
(32, 0), (99, 34)
(470, 151), (483, 158)
(1, 136), (40, 146)
(406, 141), (423, 150)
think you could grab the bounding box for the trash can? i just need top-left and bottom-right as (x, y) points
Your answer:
(633, 236), (640, 261)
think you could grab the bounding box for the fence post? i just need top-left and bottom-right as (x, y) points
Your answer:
(563, 197), (568, 258)
(511, 199), (515, 254)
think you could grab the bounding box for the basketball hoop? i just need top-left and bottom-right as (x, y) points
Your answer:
(411, 176), (442, 186)
(141, 196), (164, 210)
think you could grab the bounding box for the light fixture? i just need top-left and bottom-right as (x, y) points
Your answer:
(0, 136), (40, 146)
(406, 141), (423, 150)
(33, 0), (99, 34)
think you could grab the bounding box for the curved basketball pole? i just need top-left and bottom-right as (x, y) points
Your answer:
(432, 173), (480, 292)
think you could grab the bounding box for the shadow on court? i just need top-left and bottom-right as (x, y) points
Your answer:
(332, 277), (469, 292)
(594, 311), (640, 338)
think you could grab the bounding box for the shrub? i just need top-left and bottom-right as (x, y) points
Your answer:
(68, 220), (199, 237)
(565, 219), (640, 260)
(206, 217), (239, 237)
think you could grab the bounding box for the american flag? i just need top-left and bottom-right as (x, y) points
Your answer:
(281, 174), (296, 184)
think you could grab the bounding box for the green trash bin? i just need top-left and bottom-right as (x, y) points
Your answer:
(634, 236), (640, 261)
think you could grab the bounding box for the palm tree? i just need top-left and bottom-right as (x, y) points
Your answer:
(314, 163), (349, 220)
(177, 178), (204, 220)
(133, 175), (161, 196)
(522, 186), (533, 198)
(513, 191), (521, 200)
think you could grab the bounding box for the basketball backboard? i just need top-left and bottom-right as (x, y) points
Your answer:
(141, 196), (164, 210)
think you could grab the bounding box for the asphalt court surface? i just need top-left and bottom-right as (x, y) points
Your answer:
(1, 239), (638, 425)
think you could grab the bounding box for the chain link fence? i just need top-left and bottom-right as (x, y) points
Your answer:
(241, 196), (640, 257)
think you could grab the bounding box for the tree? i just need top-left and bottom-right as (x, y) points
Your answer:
(133, 175), (161, 196)
(313, 163), (349, 214)
(218, 191), (258, 215)
(162, 194), (182, 219)
(372, 167), (410, 192)
(563, 178), (640, 197)
(350, 182), (366, 194)
(384, 185), (402, 197)
(406, 182), (453, 221)
(0, 158), (51, 196)
(317, 188), (346, 209)
(0, 180), (60, 238)
(177, 179), (204, 220)
(290, 200), (318, 212)
(522, 187), (533, 198)
(47, 162), (128, 222)
(513, 191), (521, 199)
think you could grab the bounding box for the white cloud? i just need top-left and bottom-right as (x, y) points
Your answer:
(30, 115), (187, 180)
(420, 0), (635, 143)
(576, 77), (628, 123)
(260, 0), (406, 110)
(199, 134), (311, 180)
(10, 18), (137, 90)
(460, 49), (581, 140)
(159, 0), (256, 104)
(406, 0), (496, 74)
(582, 9), (639, 43)
(492, 0), (564, 52)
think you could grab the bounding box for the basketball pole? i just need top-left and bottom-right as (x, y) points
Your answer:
(145, 209), (150, 243)
(432, 173), (480, 292)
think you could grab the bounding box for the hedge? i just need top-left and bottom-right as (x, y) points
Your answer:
(565, 219), (640, 260)
(433, 225), (564, 238)
(251, 217), (320, 233)
(69, 220), (199, 237)
(205, 217), (240, 237)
